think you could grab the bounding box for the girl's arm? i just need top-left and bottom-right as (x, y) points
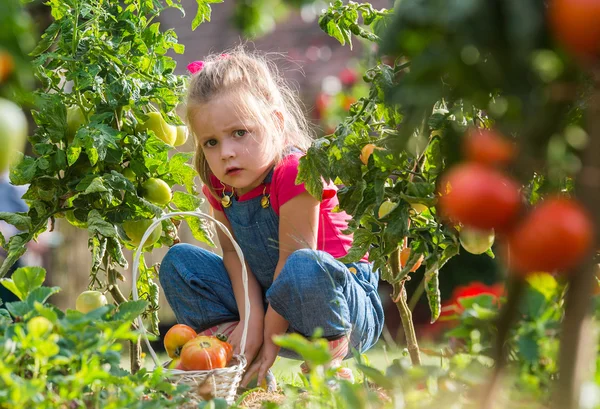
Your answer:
(212, 208), (265, 360)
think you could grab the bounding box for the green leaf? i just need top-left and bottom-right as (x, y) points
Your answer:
(184, 216), (215, 247)
(113, 300), (149, 322)
(526, 272), (558, 301)
(355, 364), (395, 390)
(107, 237), (128, 268)
(75, 124), (120, 166)
(168, 153), (197, 194)
(91, 236), (108, 275)
(6, 300), (31, 318)
(338, 229), (371, 263)
(9, 156), (37, 185)
(0, 212), (31, 231)
(297, 145), (329, 201)
(172, 191), (202, 212)
(0, 233), (28, 279)
(3, 266), (47, 300)
(87, 210), (118, 238)
(273, 333), (331, 366)
(26, 286), (60, 305)
(517, 333), (539, 363)
(192, 0), (223, 30)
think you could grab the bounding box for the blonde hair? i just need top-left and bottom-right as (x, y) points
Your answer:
(185, 45), (314, 194)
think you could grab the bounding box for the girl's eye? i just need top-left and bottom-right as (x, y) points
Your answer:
(233, 130), (247, 138)
(203, 139), (217, 148)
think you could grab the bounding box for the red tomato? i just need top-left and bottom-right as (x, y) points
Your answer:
(548, 0), (600, 61)
(399, 248), (424, 272)
(180, 335), (234, 371)
(164, 324), (196, 359)
(507, 197), (594, 275)
(463, 128), (516, 166)
(437, 163), (521, 231)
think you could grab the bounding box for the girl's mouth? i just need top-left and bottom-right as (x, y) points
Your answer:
(226, 168), (242, 176)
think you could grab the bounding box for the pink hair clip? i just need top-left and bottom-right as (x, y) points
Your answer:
(187, 60), (205, 74)
(219, 53), (229, 59)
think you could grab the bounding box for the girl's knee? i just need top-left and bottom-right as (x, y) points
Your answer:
(269, 249), (345, 299)
(159, 243), (204, 282)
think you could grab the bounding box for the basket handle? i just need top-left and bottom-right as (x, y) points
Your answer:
(131, 211), (250, 368)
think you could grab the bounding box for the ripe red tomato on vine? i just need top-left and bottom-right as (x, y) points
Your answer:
(548, 0), (600, 62)
(507, 197), (594, 275)
(437, 162), (522, 231)
(463, 128), (516, 167)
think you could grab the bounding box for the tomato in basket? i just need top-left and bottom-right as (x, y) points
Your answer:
(164, 324), (197, 359)
(179, 334), (234, 371)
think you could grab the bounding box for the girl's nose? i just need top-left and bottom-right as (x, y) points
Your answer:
(220, 140), (236, 160)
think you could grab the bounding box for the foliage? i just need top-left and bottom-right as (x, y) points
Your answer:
(0, 0), (218, 335)
(297, 0), (588, 325)
(0, 266), (188, 408)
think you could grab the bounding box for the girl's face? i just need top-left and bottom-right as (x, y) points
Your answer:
(191, 92), (277, 195)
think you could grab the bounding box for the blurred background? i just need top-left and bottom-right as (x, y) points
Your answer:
(3, 0), (502, 345)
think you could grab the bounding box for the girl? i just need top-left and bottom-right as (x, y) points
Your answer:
(159, 47), (384, 389)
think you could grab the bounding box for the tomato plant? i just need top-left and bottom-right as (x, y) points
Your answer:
(179, 335), (234, 371)
(0, 0), (220, 371)
(164, 323), (197, 359)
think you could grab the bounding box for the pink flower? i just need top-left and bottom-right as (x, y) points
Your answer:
(187, 60), (205, 74)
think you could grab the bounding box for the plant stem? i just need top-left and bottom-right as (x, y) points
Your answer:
(392, 280), (421, 366)
(554, 66), (600, 409)
(390, 247), (421, 366)
(108, 262), (142, 374)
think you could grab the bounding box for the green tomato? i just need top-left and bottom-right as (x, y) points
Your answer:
(378, 200), (396, 218)
(27, 316), (53, 337)
(122, 167), (136, 183)
(142, 177), (172, 206)
(0, 98), (27, 172)
(76, 290), (108, 313)
(174, 125), (189, 146)
(137, 112), (177, 146)
(123, 219), (162, 247)
(66, 105), (86, 142)
(460, 227), (495, 255)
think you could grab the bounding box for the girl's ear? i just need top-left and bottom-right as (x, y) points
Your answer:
(272, 109), (284, 131)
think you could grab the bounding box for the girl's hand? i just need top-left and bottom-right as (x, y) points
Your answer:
(241, 339), (280, 388)
(229, 319), (263, 365)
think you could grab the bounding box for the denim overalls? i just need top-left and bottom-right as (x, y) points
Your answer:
(160, 164), (385, 359)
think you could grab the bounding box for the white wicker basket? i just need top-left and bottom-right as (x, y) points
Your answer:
(131, 211), (250, 405)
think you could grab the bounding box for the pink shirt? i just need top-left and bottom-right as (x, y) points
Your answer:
(202, 152), (368, 262)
